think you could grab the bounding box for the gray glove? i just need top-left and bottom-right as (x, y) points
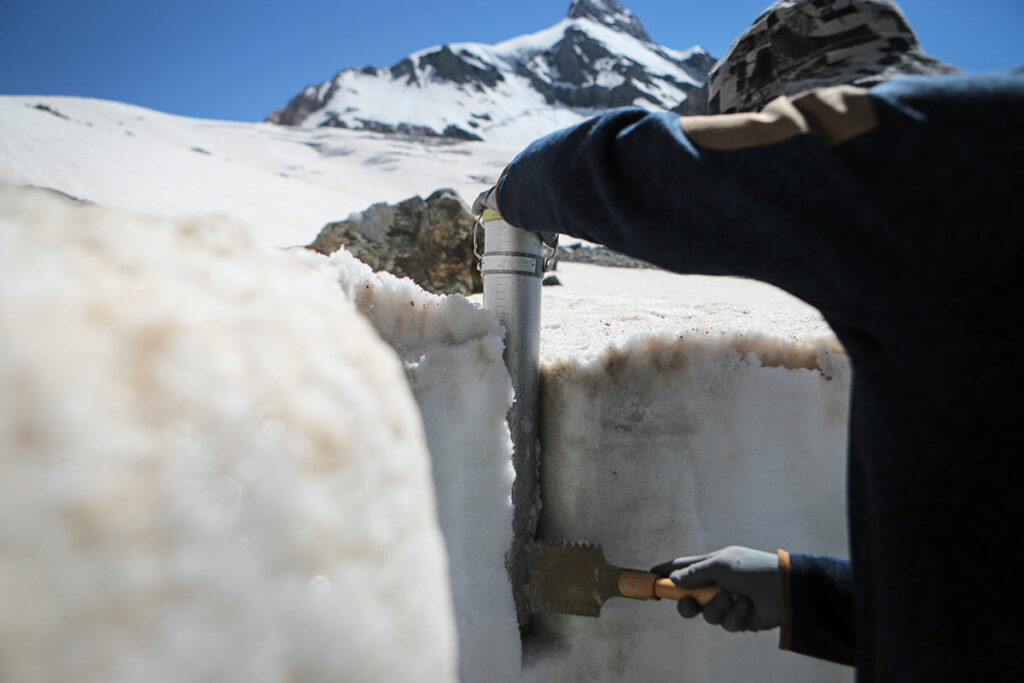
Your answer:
(651, 546), (782, 633)
(472, 185), (499, 216)
(472, 182), (559, 250)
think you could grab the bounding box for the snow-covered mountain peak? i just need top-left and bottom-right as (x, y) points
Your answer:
(567, 0), (651, 43)
(267, 2), (716, 146)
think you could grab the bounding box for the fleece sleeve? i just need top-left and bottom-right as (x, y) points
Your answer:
(783, 553), (856, 665)
(494, 71), (1024, 328)
(492, 99), (897, 326)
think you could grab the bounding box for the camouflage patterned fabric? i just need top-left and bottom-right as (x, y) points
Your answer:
(708, 0), (960, 114)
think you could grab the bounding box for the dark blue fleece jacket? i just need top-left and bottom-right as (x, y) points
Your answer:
(496, 72), (1024, 680)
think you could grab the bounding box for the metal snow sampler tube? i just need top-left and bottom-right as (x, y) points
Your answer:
(478, 208), (546, 631)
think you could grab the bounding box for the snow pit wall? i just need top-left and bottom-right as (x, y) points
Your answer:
(317, 249), (523, 682)
(327, 247), (855, 681)
(0, 187), (457, 683)
(524, 334), (853, 683)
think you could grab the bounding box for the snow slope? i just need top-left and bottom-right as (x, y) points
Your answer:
(0, 96), (516, 246)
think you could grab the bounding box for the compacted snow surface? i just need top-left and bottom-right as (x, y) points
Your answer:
(1, 95), (854, 682)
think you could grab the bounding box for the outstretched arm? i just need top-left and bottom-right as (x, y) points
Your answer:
(492, 86), (887, 321)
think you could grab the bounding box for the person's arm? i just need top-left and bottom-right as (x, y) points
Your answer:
(652, 547), (855, 666)
(493, 72), (1024, 328)
(492, 86), (887, 322)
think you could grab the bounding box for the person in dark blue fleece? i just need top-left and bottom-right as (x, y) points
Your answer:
(474, 2), (1023, 679)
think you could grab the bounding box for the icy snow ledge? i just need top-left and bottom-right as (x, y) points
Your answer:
(0, 187), (457, 682)
(304, 249), (522, 682)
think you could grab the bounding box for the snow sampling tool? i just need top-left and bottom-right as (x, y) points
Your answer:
(478, 212), (723, 621)
(528, 541), (723, 617)
(477, 208), (548, 627)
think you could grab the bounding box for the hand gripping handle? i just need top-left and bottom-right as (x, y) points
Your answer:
(618, 570), (723, 605)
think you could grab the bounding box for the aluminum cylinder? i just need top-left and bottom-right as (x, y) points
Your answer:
(480, 214), (543, 631)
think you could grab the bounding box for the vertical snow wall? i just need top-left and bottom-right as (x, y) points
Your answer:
(326, 249), (854, 681)
(524, 334), (853, 683)
(319, 249), (523, 681)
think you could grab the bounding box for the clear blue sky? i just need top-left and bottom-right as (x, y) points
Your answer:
(2, 0), (1021, 122)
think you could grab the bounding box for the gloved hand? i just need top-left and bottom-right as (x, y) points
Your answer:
(472, 179), (559, 250)
(651, 546), (782, 633)
(472, 185), (499, 216)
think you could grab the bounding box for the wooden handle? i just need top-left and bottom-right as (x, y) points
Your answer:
(654, 578), (722, 605)
(618, 570), (723, 605)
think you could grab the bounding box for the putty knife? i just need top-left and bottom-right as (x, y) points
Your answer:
(528, 541), (722, 617)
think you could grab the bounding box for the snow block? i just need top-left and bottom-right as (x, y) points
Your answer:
(525, 332), (853, 683)
(317, 250), (522, 682)
(319, 251), (855, 682)
(0, 187), (457, 683)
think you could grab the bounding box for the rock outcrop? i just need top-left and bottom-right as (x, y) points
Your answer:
(307, 190), (483, 296)
(567, 0), (651, 42)
(556, 243), (655, 269)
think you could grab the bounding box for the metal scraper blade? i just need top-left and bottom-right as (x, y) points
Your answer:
(527, 541), (625, 617)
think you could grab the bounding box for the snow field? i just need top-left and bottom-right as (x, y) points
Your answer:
(0, 187), (457, 682)
(0, 96), (518, 246)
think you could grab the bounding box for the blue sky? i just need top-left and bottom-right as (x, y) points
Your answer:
(2, 0), (1022, 122)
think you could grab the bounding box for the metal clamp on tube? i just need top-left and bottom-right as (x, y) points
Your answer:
(479, 209), (543, 631)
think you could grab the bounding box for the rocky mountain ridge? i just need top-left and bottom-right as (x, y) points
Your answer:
(268, 0), (716, 145)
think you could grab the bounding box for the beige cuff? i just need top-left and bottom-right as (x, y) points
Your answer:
(680, 84), (878, 151)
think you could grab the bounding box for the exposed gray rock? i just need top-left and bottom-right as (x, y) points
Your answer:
(671, 82), (710, 116)
(521, 26), (715, 111)
(567, 0), (652, 43)
(418, 45), (505, 90)
(708, 0), (960, 114)
(267, 81), (338, 128)
(556, 243), (656, 269)
(316, 115), (483, 142)
(307, 190), (483, 296)
(31, 103), (70, 120)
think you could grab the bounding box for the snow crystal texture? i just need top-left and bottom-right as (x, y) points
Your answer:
(0, 187), (457, 683)
(312, 250), (523, 681)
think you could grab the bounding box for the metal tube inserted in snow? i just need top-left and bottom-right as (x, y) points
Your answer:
(479, 209), (543, 631)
